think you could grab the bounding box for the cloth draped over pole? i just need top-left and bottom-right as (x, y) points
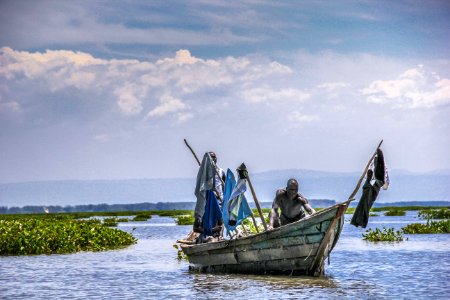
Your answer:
(351, 148), (389, 228)
(194, 153), (222, 236)
(194, 153), (217, 220)
(222, 169), (253, 235)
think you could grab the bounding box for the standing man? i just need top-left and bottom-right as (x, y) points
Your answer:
(193, 151), (226, 241)
(269, 178), (316, 229)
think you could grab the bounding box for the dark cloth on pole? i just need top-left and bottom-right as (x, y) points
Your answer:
(351, 149), (386, 228)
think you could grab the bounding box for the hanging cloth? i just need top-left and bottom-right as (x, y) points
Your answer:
(351, 148), (387, 228)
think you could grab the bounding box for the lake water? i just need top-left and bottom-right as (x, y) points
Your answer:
(1, 212), (449, 299)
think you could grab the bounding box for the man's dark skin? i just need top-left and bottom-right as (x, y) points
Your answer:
(269, 178), (316, 229)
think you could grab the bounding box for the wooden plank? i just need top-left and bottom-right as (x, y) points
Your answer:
(309, 203), (347, 275)
(182, 206), (339, 256)
(189, 256), (316, 274)
(187, 243), (319, 266)
(210, 233), (324, 254)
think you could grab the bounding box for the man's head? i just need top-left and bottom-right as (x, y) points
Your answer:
(286, 178), (299, 200)
(209, 151), (217, 163)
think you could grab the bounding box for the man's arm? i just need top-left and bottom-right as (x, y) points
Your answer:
(269, 197), (281, 229)
(297, 194), (316, 215)
(303, 203), (316, 215)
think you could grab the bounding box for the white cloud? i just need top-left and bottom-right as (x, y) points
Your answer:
(114, 84), (143, 116)
(362, 67), (450, 108)
(241, 87), (310, 103)
(317, 82), (350, 91)
(0, 99), (20, 112)
(176, 112), (194, 123)
(1, 47), (295, 122)
(147, 94), (188, 118)
(288, 111), (319, 123)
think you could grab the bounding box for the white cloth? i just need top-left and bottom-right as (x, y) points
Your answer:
(214, 166), (225, 200)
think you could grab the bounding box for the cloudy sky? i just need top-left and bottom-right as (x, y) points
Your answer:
(0, 0), (449, 183)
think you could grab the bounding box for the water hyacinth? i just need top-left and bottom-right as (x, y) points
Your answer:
(176, 215), (194, 225)
(362, 227), (404, 242)
(384, 209), (406, 216)
(0, 217), (136, 255)
(402, 220), (450, 234)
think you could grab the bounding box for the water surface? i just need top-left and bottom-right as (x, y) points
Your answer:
(1, 213), (449, 299)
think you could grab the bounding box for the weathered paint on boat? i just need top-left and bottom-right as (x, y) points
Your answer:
(180, 201), (349, 276)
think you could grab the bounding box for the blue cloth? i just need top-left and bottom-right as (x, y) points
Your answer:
(201, 190), (222, 237)
(222, 169), (253, 235)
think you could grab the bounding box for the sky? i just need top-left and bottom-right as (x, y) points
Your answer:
(0, 0), (449, 183)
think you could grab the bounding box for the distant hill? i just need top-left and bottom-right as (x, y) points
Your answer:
(0, 169), (449, 207)
(1, 200), (448, 215)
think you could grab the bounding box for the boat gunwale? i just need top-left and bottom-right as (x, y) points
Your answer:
(181, 200), (350, 254)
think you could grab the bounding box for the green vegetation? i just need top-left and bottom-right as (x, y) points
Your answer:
(384, 209), (406, 216)
(400, 208), (450, 234)
(176, 215), (195, 225)
(0, 217), (136, 255)
(418, 208), (450, 220)
(371, 206), (450, 212)
(369, 213), (379, 217)
(102, 217), (118, 227)
(157, 210), (192, 217)
(362, 227), (404, 242)
(173, 244), (187, 260)
(345, 207), (356, 214)
(402, 220), (450, 234)
(132, 213), (151, 221)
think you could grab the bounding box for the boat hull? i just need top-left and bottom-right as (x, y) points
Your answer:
(181, 202), (349, 276)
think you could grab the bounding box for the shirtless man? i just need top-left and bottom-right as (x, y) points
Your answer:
(269, 178), (316, 229)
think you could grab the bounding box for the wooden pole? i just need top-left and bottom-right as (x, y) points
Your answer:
(238, 163), (268, 231)
(347, 139), (384, 202)
(184, 139), (201, 166)
(250, 214), (260, 233)
(183, 139), (223, 202)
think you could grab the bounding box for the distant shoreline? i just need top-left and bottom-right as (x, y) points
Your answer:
(1, 200), (449, 214)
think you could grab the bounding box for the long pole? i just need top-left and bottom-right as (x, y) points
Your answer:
(184, 139), (223, 202)
(184, 139), (201, 166)
(238, 163), (268, 231)
(347, 139), (383, 201)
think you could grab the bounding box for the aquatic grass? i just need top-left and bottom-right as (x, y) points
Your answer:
(132, 213), (151, 221)
(418, 208), (450, 220)
(176, 215), (195, 225)
(402, 220), (450, 234)
(0, 217), (136, 255)
(102, 217), (118, 227)
(173, 244), (187, 260)
(371, 206), (450, 212)
(384, 209), (406, 216)
(157, 210), (193, 217)
(369, 213), (379, 217)
(362, 227), (404, 242)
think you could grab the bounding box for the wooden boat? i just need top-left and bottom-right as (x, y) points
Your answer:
(180, 200), (350, 276)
